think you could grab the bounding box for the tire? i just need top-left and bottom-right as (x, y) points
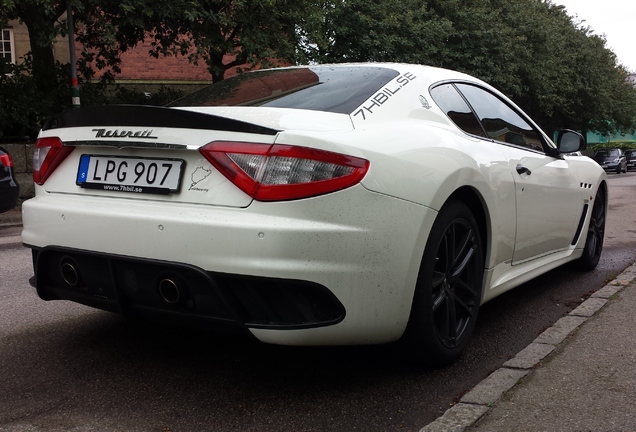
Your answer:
(615, 165), (621, 174)
(403, 200), (484, 367)
(575, 187), (606, 270)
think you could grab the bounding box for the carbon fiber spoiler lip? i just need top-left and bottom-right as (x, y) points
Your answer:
(42, 105), (280, 136)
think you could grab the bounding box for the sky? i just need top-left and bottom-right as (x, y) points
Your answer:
(554, 0), (636, 72)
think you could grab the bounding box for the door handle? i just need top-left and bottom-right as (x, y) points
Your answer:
(516, 165), (532, 175)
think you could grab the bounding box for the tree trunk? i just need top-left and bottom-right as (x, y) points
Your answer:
(21, 14), (59, 95)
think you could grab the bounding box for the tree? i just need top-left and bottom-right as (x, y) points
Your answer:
(0, 1), (66, 85)
(1, 1), (71, 137)
(1, 0), (635, 139)
(308, 0), (636, 136)
(2, 0), (324, 83)
(311, 0), (453, 65)
(0, 0), (324, 136)
(74, 0), (324, 82)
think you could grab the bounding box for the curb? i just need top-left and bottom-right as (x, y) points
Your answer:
(419, 262), (636, 432)
(0, 222), (22, 228)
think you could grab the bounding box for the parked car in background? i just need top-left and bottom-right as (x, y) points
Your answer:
(624, 149), (636, 171)
(22, 63), (607, 367)
(0, 147), (19, 213)
(593, 148), (627, 173)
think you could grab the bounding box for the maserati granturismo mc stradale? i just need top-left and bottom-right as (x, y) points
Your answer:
(22, 63), (607, 366)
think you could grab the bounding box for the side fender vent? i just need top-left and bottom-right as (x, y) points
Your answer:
(571, 204), (589, 246)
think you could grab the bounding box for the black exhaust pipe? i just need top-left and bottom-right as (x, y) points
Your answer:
(158, 278), (181, 304)
(60, 258), (80, 287)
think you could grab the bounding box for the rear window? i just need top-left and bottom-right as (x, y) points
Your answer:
(168, 66), (400, 115)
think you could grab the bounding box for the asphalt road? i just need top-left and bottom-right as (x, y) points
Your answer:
(1, 172), (635, 432)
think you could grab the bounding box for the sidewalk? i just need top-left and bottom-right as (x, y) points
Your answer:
(423, 263), (636, 432)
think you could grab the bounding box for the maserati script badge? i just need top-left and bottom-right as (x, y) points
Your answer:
(92, 128), (158, 139)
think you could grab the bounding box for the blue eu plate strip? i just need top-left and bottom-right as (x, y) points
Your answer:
(77, 155), (90, 183)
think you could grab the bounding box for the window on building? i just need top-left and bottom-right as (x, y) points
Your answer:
(1, 29), (15, 63)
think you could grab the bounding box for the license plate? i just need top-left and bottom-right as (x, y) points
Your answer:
(77, 155), (184, 194)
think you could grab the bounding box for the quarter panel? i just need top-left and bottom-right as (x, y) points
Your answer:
(276, 123), (518, 271)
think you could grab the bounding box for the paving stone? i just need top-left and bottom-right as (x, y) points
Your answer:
(592, 283), (626, 299)
(460, 368), (529, 405)
(419, 403), (490, 432)
(534, 315), (587, 345)
(569, 297), (608, 317)
(503, 343), (555, 369)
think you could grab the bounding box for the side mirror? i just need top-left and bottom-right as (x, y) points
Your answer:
(557, 129), (585, 154)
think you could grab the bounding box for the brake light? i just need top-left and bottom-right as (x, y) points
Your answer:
(200, 142), (369, 201)
(0, 152), (12, 167)
(33, 137), (75, 185)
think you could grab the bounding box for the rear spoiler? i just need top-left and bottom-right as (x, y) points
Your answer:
(42, 105), (280, 136)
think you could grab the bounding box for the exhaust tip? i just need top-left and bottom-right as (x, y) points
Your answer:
(60, 259), (80, 287)
(158, 278), (181, 304)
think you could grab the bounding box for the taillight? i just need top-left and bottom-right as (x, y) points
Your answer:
(200, 142), (369, 201)
(33, 137), (75, 185)
(0, 152), (12, 167)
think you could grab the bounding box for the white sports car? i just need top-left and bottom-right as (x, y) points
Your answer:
(22, 63), (607, 366)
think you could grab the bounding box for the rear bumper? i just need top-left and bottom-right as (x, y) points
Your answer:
(32, 246), (345, 333)
(22, 186), (435, 345)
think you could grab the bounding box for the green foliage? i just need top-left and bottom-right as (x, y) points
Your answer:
(1, 0), (635, 140)
(0, 58), (183, 139)
(588, 142), (636, 153)
(109, 86), (184, 106)
(311, 0), (453, 64)
(74, 0), (322, 82)
(307, 0), (636, 137)
(0, 56), (70, 139)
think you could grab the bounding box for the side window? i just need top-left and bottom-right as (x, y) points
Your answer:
(430, 84), (486, 138)
(455, 83), (545, 152)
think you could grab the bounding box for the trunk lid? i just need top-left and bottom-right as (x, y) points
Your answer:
(38, 105), (354, 208)
(37, 105), (286, 208)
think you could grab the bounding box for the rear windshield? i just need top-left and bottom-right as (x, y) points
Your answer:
(168, 66), (399, 114)
(595, 150), (617, 158)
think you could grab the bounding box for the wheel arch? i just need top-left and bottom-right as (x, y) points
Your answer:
(401, 187), (490, 366)
(446, 186), (490, 271)
(598, 179), (609, 208)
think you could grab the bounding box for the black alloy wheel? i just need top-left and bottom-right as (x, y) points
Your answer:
(404, 200), (484, 367)
(576, 187), (606, 270)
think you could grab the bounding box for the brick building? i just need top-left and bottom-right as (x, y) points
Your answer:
(2, 18), (229, 94)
